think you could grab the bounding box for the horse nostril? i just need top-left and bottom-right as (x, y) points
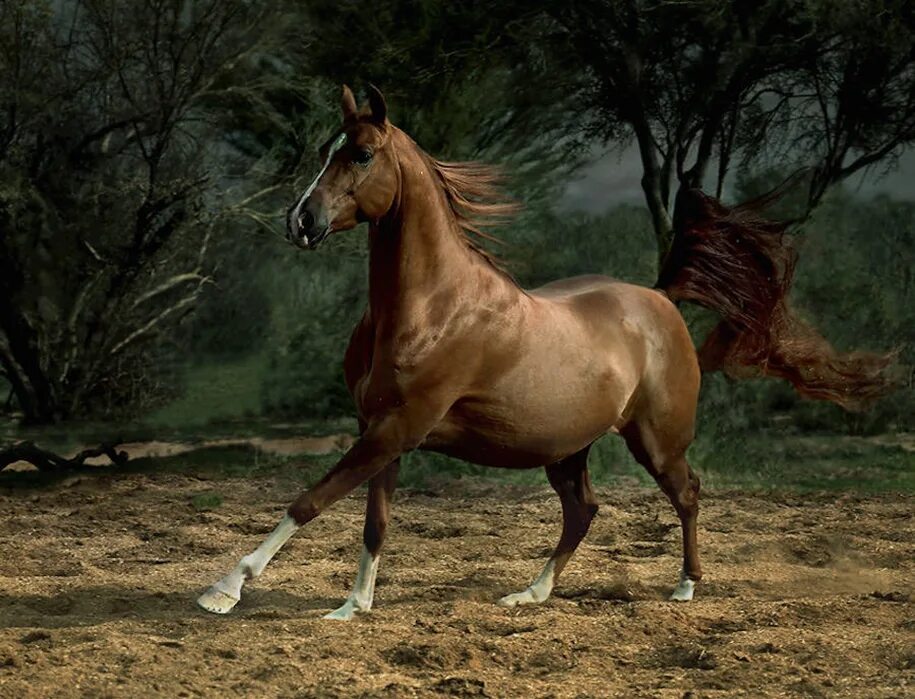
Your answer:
(298, 210), (315, 233)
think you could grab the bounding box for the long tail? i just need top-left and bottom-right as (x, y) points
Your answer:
(656, 187), (896, 412)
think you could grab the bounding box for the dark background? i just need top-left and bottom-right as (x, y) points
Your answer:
(1, 0), (913, 490)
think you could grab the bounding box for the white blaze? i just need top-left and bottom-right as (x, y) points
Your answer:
(292, 131), (348, 226)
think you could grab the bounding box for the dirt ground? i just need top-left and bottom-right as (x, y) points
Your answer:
(0, 468), (912, 698)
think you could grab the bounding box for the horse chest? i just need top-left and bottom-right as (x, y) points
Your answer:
(348, 317), (462, 422)
(349, 352), (427, 423)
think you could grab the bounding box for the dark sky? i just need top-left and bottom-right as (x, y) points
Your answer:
(561, 145), (915, 213)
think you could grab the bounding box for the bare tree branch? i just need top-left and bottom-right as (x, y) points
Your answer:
(0, 441), (128, 471)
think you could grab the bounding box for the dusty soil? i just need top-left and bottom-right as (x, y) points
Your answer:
(0, 469), (912, 698)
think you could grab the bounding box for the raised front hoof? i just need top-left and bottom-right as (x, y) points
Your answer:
(322, 598), (365, 621)
(669, 577), (696, 602)
(497, 589), (543, 608)
(197, 587), (240, 615)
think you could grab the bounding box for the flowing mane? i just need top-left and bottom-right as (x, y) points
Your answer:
(427, 157), (520, 272)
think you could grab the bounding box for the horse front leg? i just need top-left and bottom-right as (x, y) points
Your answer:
(197, 414), (425, 615)
(323, 459), (400, 620)
(196, 512), (299, 614)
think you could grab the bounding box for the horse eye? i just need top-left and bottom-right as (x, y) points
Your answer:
(354, 149), (373, 166)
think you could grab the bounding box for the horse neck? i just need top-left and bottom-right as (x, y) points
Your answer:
(367, 136), (513, 325)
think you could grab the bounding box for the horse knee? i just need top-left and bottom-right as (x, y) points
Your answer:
(288, 495), (320, 525)
(673, 484), (699, 516)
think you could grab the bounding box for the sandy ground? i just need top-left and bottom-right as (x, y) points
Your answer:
(0, 469), (912, 698)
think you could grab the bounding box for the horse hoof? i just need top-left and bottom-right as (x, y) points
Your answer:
(197, 587), (240, 614)
(497, 589), (538, 608)
(322, 599), (360, 621)
(670, 577), (695, 602)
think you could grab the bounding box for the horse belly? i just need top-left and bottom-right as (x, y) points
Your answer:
(423, 357), (636, 468)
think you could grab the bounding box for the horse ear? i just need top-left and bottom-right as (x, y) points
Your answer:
(341, 84), (358, 122)
(367, 84), (387, 125)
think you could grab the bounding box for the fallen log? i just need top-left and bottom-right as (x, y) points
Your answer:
(0, 441), (128, 471)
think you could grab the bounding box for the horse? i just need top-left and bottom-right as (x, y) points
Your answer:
(197, 84), (893, 619)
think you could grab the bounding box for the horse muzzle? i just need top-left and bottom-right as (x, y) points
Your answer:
(286, 207), (331, 250)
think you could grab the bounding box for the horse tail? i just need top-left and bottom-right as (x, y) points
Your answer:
(655, 187), (897, 412)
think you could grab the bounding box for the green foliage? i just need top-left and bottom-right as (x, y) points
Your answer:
(258, 236), (369, 419)
(508, 205), (657, 288)
(146, 356), (265, 429)
(2, 0), (913, 506)
(0, 0), (278, 422)
(191, 492), (224, 511)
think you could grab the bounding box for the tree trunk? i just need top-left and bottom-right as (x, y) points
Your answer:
(0, 286), (59, 423)
(630, 116), (674, 269)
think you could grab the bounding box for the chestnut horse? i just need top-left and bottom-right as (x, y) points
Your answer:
(197, 84), (700, 617)
(197, 85), (887, 619)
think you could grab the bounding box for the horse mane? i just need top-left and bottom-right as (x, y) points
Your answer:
(426, 158), (520, 273)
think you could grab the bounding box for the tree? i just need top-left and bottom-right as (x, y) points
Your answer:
(540, 0), (915, 261)
(510, 0), (910, 408)
(0, 0), (273, 422)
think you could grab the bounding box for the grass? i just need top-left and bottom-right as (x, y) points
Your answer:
(0, 352), (358, 458)
(145, 355), (267, 428)
(191, 492), (224, 511)
(696, 431), (915, 493)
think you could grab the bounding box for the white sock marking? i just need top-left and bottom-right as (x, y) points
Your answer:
(497, 558), (556, 608)
(197, 514), (299, 614)
(324, 545), (380, 621)
(670, 570), (696, 602)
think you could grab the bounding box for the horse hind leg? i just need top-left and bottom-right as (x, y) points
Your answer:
(324, 459), (400, 620)
(498, 445), (598, 608)
(621, 421), (702, 601)
(660, 457), (702, 601)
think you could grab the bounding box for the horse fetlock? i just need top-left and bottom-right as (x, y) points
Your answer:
(499, 586), (548, 607)
(354, 590), (374, 610)
(239, 555), (260, 580)
(497, 579), (553, 608)
(529, 584), (550, 603)
(323, 595), (370, 621)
